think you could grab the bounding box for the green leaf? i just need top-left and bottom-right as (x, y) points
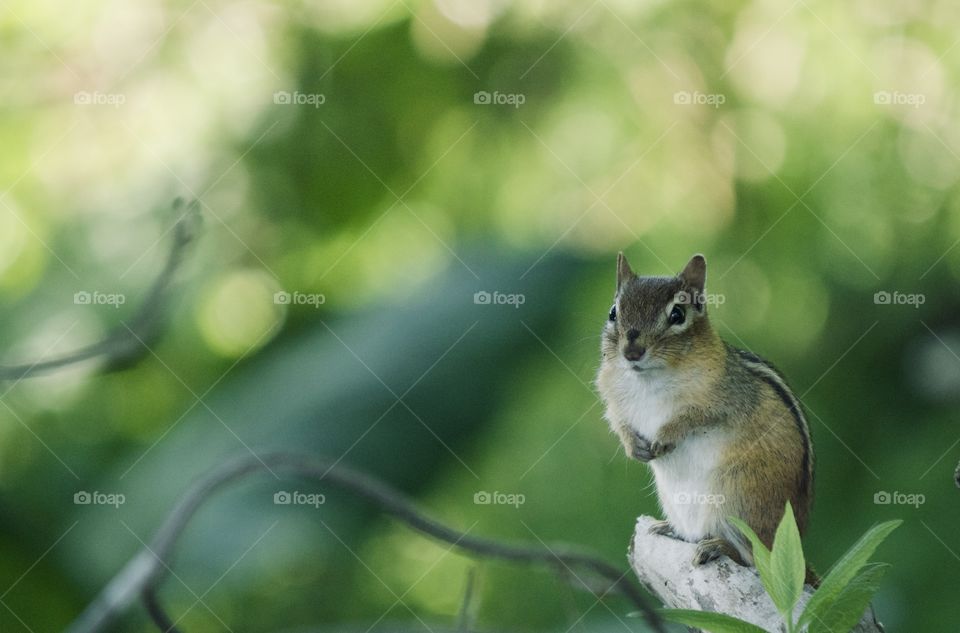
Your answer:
(768, 501), (806, 618)
(728, 516), (771, 570)
(798, 520), (901, 630)
(660, 609), (770, 633)
(728, 516), (784, 614)
(805, 564), (887, 633)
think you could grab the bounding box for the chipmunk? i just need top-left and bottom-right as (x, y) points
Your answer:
(596, 253), (813, 572)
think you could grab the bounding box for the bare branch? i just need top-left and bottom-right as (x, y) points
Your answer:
(629, 515), (884, 632)
(0, 199), (201, 382)
(65, 452), (665, 633)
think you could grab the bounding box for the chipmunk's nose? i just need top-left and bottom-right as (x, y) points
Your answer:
(623, 330), (645, 361)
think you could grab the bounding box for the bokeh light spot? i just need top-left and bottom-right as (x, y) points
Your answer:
(197, 269), (284, 358)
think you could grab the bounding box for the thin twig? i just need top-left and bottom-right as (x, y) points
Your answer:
(65, 452), (665, 633)
(141, 586), (182, 633)
(456, 568), (477, 633)
(0, 199), (201, 381)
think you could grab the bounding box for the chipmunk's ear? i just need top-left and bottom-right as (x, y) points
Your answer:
(679, 254), (706, 294)
(616, 252), (634, 291)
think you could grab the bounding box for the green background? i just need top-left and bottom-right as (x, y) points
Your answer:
(0, 0), (958, 630)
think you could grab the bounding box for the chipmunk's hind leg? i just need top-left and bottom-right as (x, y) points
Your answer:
(648, 520), (681, 539)
(692, 537), (748, 566)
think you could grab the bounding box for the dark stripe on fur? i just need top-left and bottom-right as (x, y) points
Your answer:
(735, 349), (812, 499)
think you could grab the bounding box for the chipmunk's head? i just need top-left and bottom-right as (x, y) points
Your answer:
(600, 253), (713, 372)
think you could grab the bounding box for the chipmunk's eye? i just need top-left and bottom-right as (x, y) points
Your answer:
(608, 304), (617, 322)
(668, 305), (685, 326)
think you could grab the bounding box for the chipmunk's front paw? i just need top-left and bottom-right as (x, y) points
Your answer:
(630, 431), (674, 462)
(648, 520), (679, 539)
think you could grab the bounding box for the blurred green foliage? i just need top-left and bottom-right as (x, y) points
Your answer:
(1, 0), (959, 631)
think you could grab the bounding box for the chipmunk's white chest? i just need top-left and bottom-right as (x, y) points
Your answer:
(651, 433), (726, 541)
(598, 367), (726, 541)
(601, 370), (680, 438)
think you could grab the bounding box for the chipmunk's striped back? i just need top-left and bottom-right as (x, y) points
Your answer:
(730, 346), (814, 532)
